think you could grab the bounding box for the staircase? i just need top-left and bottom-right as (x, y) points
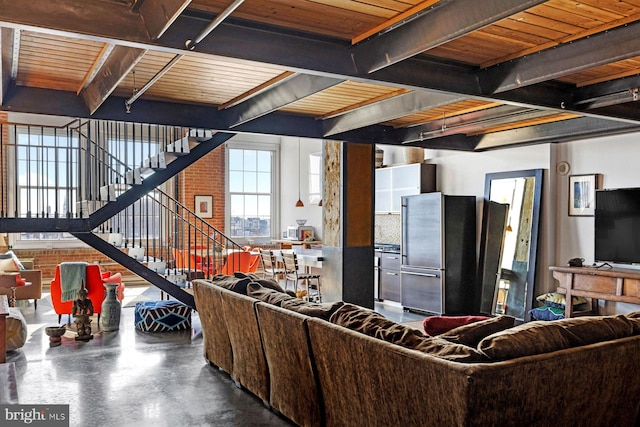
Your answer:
(0, 119), (243, 308)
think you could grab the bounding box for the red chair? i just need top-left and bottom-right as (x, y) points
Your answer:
(50, 264), (124, 324)
(219, 251), (255, 275)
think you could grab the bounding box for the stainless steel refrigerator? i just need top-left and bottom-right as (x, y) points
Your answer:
(400, 192), (476, 315)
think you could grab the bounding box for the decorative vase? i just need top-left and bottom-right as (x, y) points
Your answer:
(375, 147), (384, 168)
(101, 283), (121, 332)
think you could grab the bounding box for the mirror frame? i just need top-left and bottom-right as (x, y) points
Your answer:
(477, 168), (543, 322)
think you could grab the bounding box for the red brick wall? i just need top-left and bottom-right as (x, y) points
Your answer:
(179, 144), (226, 238)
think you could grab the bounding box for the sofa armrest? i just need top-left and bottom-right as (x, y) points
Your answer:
(16, 270), (42, 299)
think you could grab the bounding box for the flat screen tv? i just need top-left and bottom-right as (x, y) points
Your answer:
(595, 188), (640, 265)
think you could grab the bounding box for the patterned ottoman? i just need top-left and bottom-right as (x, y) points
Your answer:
(134, 300), (192, 332)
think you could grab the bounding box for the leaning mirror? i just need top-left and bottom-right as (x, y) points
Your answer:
(478, 169), (543, 323)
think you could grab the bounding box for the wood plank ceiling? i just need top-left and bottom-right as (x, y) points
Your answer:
(2, 0), (640, 151)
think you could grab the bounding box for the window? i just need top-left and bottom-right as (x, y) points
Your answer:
(15, 128), (78, 242)
(227, 144), (278, 240)
(309, 152), (322, 205)
(10, 122), (165, 247)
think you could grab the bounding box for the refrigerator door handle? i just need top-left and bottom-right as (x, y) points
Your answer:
(401, 271), (437, 278)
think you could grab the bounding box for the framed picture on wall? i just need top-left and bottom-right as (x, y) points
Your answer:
(195, 195), (213, 218)
(569, 174), (601, 216)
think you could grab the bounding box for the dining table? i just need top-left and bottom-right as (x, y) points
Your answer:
(278, 248), (323, 269)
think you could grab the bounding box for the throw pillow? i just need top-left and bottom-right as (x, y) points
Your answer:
(439, 315), (516, 347)
(280, 298), (344, 321)
(412, 336), (486, 362)
(528, 305), (565, 321)
(329, 303), (426, 349)
(0, 251), (24, 270)
(207, 274), (252, 295)
(0, 257), (19, 272)
(536, 292), (588, 309)
(234, 272), (288, 294)
(246, 282), (296, 306)
(423, 315), (491, 336)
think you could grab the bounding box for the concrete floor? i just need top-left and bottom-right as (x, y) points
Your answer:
(7, 287), (426, 427)
(7, 287), (294, 427)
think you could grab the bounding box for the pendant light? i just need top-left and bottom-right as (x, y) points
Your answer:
(296, 138), (304, 207)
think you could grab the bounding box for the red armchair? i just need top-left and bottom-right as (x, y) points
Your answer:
(50, 264), (124, 324)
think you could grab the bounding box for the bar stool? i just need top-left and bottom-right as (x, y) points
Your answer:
(259, 249), (286, 281)
(282, 251), (321, 302)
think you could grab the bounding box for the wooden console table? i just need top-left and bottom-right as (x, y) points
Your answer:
(550, 265), (640, 318)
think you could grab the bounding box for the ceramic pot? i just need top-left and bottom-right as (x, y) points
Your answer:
(101, 283), (121, 331)
(375, 147), (384, 168)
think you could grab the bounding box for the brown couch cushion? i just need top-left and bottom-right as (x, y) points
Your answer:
(478, 321), (573, 361)
(206, 274), (252, 295)
(246, 282), (296, 306)
(330, 303), (484, 362)
(412, 336), (486, 362)
(234, 272), (295, 296)
(557, 315), (634, 346)
(478, 315), (636, 361)
(439, 315), (516, 347)
(280, 298), (344, 321)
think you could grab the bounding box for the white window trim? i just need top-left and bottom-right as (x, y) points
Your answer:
(225, 139), (281, 243)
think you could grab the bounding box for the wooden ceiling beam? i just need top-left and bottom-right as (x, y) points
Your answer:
(138, 0), (192, 40)
(80, 45), (147, 115)
(0, 27), (14, 105)
(352, 0), (546, 73)
(75, 0), (190, 114)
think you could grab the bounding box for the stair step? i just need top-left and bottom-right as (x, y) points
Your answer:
(143, 152), (169, 170)
(76, 200), (107, 217)
(188, 128), (213, 140)
(166, 137), (191, 155)
(99, 184), (117, 202)
(125, 168), (142, 185)
(99, 183), (128, 201)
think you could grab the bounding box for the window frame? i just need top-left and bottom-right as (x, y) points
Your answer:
(225, 140), (280, 243)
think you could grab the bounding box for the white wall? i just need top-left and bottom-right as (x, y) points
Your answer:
(279, 136), (323, 240)
(379, 134), (640, 315)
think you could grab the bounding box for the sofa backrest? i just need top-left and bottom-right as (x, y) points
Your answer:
(192, 280), (233, 374)
(220, 287), (269, 403)
(255, 302), (322, 427)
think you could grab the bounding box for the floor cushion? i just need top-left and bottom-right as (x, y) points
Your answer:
(134, 300), (192, 332)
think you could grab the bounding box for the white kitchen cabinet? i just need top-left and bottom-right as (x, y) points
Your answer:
(375, 163), (436, 213)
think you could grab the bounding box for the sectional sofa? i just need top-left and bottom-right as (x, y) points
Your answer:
(193, 275), (640, 427)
